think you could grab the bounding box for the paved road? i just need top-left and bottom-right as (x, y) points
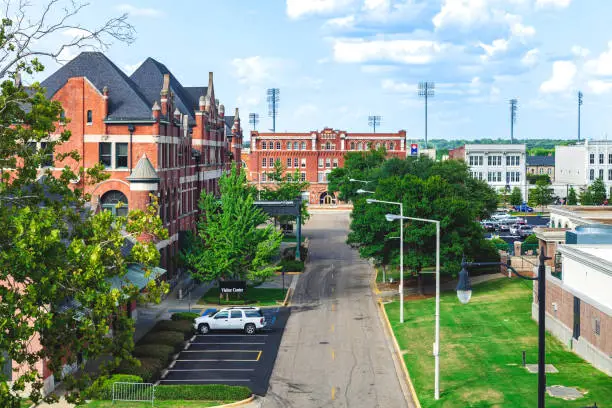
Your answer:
(261, 211), (410, 408)
(160, 307), (289, 395)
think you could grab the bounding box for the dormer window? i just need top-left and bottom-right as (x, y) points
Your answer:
(87, 110), (93, 124)
(59, 110), (66, 124)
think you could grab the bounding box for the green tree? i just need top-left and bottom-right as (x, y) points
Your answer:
(589, 177), (607, 205)
(567, 186), (578, 205)
(0, 5), (167, 402)
(529, 180), (554, 211)
(184, 165), (282, 285)
(579, 188), (594, 205)
(260, 159), (310, 225)
(509, 187), (523, 206)
(327, 148), (387, 202)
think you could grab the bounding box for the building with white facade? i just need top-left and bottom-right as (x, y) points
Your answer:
(555, 140), (612, 198)
(464, 144), (528, 199)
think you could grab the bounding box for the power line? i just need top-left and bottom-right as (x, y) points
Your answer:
(368, 115), (382, 133)
(249, 113), (259, 131)
(267, 88), (280, 133)
(510, 98), (518, 143)
(418, 81), (435, 149)
(578, 91), (583, 142)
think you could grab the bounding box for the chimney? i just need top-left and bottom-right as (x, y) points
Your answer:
(219, 104), (225, 118)
(102, 86), (109, 118)
(160, 74), (170, 116)
(174, 107), (181, 122)
(199, 95), (206, 112)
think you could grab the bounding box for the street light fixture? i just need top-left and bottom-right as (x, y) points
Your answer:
(456, 249), (551, 408)
(349, 178), (370, 183)
(357, 189), (375, 195)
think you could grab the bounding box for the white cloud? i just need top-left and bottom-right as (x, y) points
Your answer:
(585, 41), (612, 76)
(286, 0), (356, 19)
(361, 65), (399, 74)
(232, 56), (285, 84)
(479, 38), (509, 60)
(588, 80), (612, 95)
(333, 38), (455, 64)
(540, 61), (576, 93)
(381, 79), (414, 92)
(293, 103), (319, 118)
(535, 0), (571, 8)
(571, 45), (590, 58)
(123, 62), (143, 75)
(521, 48), (539, 66)
(510, 21), (535, 38)
(324, 15), (356, 28)
(116, 4), (163, 17)
(433, 0), (493, 29)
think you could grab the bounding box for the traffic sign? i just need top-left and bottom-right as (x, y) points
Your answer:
(410, 143), (418, 156)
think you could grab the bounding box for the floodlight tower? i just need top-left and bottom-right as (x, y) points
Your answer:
(578, 91), (583, 142)
(418, 81), (435, 149)
(510, 98), (518, 143)
(368, 115), (382, 133)
(249, 113), (259, 131)
(267, 88), (280, 133)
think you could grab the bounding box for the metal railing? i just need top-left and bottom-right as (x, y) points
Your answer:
(112, 382), (155, 406)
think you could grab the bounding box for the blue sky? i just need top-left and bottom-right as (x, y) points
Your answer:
(30, 0), (612, 142)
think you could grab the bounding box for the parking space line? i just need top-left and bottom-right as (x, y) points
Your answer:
(256, 351), (262, 361)
(331, 324), (334, 333)
(332, 386), (336, 400)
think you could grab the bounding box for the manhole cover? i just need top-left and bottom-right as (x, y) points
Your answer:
(525, 364), (559, 373)
(547, 385), (583, 400)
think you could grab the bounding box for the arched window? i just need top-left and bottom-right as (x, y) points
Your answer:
(262, 141), (267, 150)
(294, 142), (299, 150)
(101, 190), (128, 217)
(350, 142), (355, 150)
(389, 142), (394, 151)
(358, 143), (363, 151)
(325, 142), (331, 150)
(287, 142), (291, 150)
(276, 142), (281, 150)
(376, 143), (381, 149)
(301, 142), (306, 150)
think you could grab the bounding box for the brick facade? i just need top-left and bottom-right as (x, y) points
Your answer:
(247, 128), (406, 204)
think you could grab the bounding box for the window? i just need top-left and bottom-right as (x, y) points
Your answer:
(325, 142), (331, 150)
(389, 142), (394, 151)
(516, 172), (520, 182)
(294, 157), (299, 167)
(59, 110), (66, 124)
(594, 318), (601, 336)
(301, 142), (307, 150)
(287, 142), (291, 150)
(99, 142), (112, 167)
(301, 172), (306, 181)
(318, 172), (325, 183)
(287, 158), (292, 167)
(318, 158), (323, 168)
(245, 310), (263, 318)
(262, 157), (267, 168)
(276, 142), (281, 150)
(478, 172), (483, 180)
(115, 143), (128, 168)
(301, 158), (306, 168)
(333, 158), (338, 168)
(469, 156), (474, 166)
(101, 190), (128, 217)
(325, 158), (331, 168)
(2, 351), (11, 381)
(478, 156), (483, 165)
(287, 174), (292, 182)
(214, 311), (228, 319)
(506, 156), (511, 166)
(516, 156), (520, 166)
(590, 169), (595, 180)
(230, 311), (242, 319)
(269, 157), (274, 167)
(261, 173), (267, 182)
(498, 172), (502, 181)
(350, 142), (355, 150)
(358, 143), (363, 151)
(376, 143), (381, 149)
(262, 141), (267, 150)
(608, 169), (612, 181)
(540, 168), (544, 174)
(599, 169), (604, 180)
(600, 153), (604, 164)
(40, 142), (53, 167)
(609, 154), (612, 164)
(86, 110), (92, 124)
(590, 153), (595, 164)
(294, 142), (299, 150)
(547, 168), (551, 174)
(488, 156), (491, 166)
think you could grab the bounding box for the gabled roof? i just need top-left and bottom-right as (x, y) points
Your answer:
(225, 115), (234, 133)
(41, 52), (153, 121)
(184, 86), (208, 110)
(130, 58), (199, 124)
(526, 155), (555, 166)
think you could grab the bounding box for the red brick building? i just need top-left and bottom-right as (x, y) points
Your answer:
(247, 128), (406, 204)
(39, 52), (243, 278)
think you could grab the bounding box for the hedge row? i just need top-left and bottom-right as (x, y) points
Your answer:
(83, 374), (143, 400)
(155, 384), (252, 401)
(152, 319), (194, 340)
(280, 259), (304, 272)
(138, 330), (185, 352)
(132, 344), (175, 365)
(171, 312), (200, 321)
(115, 358), (164, 383)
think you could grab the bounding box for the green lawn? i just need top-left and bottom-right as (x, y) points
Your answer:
(197, 286), (286, 306)
(86, 400), (230, 407)
(281, 235), (297, 242)
(385, 279), (612, 408)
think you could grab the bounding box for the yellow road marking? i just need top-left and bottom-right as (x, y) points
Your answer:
(332, 386), (336, 400)
(331, 349), (335, 360)
(330, 324), (335, 333)
(256, 351), (262, 361)
(331, 304), (336, 312)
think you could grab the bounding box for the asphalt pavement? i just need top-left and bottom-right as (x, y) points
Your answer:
(160, 307), (290, 395)
(259, 211), (410, 408)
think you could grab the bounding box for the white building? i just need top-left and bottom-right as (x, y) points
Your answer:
(464, 144), (528, 199)
(555, 140), (612, 198)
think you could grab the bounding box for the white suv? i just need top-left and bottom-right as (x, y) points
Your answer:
(194, 307), (266, 335)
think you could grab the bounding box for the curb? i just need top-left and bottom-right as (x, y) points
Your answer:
(209, 394), (255, 407)
(282, 287), (293, 306)
(378, 300), (422, 408)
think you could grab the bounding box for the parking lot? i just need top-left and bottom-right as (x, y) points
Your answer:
(160, 307), (289, 395)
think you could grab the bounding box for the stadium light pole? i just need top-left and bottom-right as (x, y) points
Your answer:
(267, 88), (280, 133)
(418, 82), (435, 149)
(368, 115), (382, 133)
(510, 99), (518, 143)
(578, 91), (583, 142)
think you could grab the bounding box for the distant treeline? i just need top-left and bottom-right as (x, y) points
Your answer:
(426, 139), (574, 159)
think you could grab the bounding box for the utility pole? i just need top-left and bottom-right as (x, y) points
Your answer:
(368, 115), (382, 133)
(578, 91), (583, 142)
(418, 82), (435, 149)
(267, 88), (280, 133)
(249, 113), (259, 131)
(510, 99), (518, 143)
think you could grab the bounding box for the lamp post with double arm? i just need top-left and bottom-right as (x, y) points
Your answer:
(456, 248), (551, 408)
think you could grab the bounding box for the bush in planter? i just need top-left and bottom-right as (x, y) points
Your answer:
(132, 344), (175, 364)
(171, 312), (200, 321)
(83, 374), (143, 400)
(152, 320), (194, 340)
(280, 259), (304, 272)
(115, 358), (163, 383)
(138, 330), (184, 352)
(281, 245), (308, 261)
(155, 384), (252, 401)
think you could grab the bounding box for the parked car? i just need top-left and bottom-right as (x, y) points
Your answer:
(498, 224), (510, 232)
(518, 225), (534, 238)
(194, 307), (266, 335)
(509, 224), (521, 235)
(513, 203), (534, 212)
(480, 221), (497, 232)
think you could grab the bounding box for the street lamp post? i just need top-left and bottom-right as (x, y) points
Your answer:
(386, 213), (440, 400)
(456, 248), (551, 408)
